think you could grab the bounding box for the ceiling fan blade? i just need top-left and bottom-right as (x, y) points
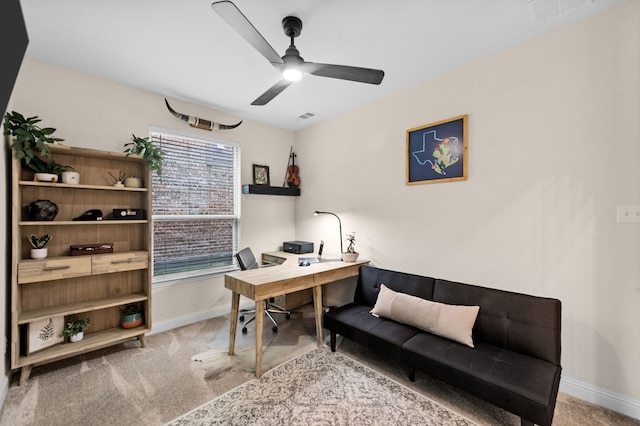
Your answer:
(251, 79), (294, 105)
(212, 1), (283, 67)
(302, 63), (384, 85)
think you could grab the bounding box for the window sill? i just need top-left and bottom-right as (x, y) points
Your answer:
(152, 266), (238, 288)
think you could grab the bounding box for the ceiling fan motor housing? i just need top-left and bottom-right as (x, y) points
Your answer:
(282, 16), (302, 38)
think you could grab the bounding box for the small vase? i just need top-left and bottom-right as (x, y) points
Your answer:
(28, 199), (59, 221)
(70, 332), (84, 343)
(31, 248), (48, 259)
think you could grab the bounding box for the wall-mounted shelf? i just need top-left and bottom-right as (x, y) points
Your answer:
(242, 184), (300, 196)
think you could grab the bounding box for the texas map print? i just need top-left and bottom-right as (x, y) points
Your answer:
(411, 130), (461, 176)
(407, 116), (465, 183)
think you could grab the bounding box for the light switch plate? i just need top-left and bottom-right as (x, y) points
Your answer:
(617, 205), (640, 224)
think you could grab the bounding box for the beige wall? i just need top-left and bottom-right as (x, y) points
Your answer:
(295, 0), (640, 408)
(6, 58), (297, 330)
(3, 0), (639, 418)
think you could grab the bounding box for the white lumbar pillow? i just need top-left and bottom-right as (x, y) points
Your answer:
(370, 284), (480, 347)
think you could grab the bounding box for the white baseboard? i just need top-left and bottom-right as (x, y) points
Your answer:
(560, 376), (640, 421)
(150, 301), (253, 335)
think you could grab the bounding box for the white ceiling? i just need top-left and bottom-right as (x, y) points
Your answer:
(20, 0), (628, 132)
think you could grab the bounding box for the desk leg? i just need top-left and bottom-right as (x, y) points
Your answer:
(255, 300), (265, 378)
(313, 285), (324, 348)
(228, 291), (240, 356)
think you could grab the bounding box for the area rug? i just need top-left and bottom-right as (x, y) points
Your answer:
(167, 348), (478, 426)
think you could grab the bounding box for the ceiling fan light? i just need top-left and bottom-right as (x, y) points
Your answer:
(283, 68), (302, 81)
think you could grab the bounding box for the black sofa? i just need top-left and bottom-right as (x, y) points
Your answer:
(324, 265), (562, 426)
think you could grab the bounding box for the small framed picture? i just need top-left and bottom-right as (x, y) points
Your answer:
(27, 316), (64, 354)
(407, 115), (468, 185)
(253, 164), (270, 185)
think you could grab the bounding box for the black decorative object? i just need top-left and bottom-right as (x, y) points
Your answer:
(72, 209), (103, 221)
(112, 209), (146, 220)
(28, 200), (58, 221)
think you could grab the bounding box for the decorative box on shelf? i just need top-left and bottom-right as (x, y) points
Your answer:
(70, 243), (114, 256)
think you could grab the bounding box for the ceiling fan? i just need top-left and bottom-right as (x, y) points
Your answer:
(211, 1), (385, 106)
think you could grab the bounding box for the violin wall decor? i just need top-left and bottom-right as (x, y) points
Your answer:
(285, 147), (300, 188)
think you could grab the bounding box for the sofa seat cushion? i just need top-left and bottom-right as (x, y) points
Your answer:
(324, 304), (419, 352)
(402, 332), (561, 418)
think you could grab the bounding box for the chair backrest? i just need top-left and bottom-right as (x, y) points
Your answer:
(235, 247), (259, 270)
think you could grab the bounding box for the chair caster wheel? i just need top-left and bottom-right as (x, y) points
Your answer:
(242, 327), (248, 334)
(239, 315), (245, 322)
(286, 314), (291, 320)
(272, 326), (278, 333)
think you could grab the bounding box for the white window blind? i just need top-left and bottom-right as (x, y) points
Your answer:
(150, 127), (240, 281)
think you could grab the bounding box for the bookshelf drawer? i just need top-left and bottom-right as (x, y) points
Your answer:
(18, 257), (92, 284)
(92, 252), (148, 275)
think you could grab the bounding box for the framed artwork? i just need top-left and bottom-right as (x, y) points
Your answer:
(253, 164), (270, 185)
(406, 114), (468, 185)
(27, 316), (64, 354)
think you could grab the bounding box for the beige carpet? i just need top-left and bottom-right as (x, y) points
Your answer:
(191, 307), (320, 379)
(0, 304), (637, 426)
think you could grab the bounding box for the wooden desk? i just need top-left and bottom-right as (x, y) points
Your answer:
(225, 252), (369, 378)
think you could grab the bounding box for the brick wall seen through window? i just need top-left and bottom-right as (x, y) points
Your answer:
(150, 128), (240, 280)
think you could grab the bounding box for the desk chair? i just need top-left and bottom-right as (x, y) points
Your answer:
(235, 247), (291, 334)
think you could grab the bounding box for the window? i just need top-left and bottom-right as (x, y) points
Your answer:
(150, 127), (240, 282)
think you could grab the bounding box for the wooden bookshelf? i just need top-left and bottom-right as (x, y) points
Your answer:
(10, 144), (152, 385)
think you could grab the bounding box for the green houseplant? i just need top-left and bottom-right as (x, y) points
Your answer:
(119, 303), (143, 329)
(124, 134), (163, 175)
(29, 234), (52, 259)
(3, 111), (68, 177)
(61, 318), (90, 343)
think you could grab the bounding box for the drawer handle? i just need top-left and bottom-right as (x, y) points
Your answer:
(43, 265), (71, 271)
(111, 259), (136, 264)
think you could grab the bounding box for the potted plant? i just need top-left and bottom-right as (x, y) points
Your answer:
(343, 232), (359, 262)
(61, 317), (90, 343)
(124, 134), (163, 175)
(30, 158), (72, 183)
(119, 303), (143, 329)
(29, 234), (52, 259)
(3, 111), (69, 181)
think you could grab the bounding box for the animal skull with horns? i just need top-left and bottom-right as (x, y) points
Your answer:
(164, 98), (242, 130)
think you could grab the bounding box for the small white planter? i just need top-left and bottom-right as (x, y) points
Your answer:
(342, 252), (359, 262)
(31, 248), (48, 259)
(34, 173), (58, 183)
(61, 171), (80, 184)
(124, 177), (142, 188)
(70, 332), (84, 343)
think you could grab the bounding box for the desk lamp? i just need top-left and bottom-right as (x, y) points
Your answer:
(314, 211), (343, 257)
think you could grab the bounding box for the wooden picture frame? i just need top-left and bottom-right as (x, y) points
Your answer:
(253, 164), (270, 185)
(27, 316), (64, 354)
(406, 115), (468, 185)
